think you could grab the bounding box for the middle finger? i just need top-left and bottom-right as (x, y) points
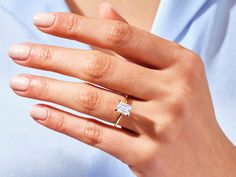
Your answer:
(9, 43), (158, 100)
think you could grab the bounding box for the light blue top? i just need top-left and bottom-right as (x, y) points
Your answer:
(0, 0), (235, 177)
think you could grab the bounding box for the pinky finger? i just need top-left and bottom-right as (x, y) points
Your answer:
(30, 104), (141, 164)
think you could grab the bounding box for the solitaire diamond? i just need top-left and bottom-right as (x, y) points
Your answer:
(116, 101), (132, 116)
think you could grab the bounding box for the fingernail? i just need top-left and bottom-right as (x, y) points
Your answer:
(33, 13), (56, 27)
(10, 75), (30, 91)
(8, 44), (31, 61)
(30, 105), (48, 121)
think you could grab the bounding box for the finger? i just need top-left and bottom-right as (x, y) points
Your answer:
(9, 43), (158, 99)
(9, 74), (140, 131)
(30, 104), (141, 164)
(33, 12), (180, 68)
(98, 2), (128, 23)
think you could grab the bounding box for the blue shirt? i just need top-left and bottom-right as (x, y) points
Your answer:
(0, 0), (235, 176)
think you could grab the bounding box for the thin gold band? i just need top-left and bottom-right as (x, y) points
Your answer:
(114, 95), (129, 127)
(115, 113), (124, 126)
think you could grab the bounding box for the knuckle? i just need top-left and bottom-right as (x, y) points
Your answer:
(155, 88), (185, 121)
(84, 52), (113, 79)
(63, 14), (81, 36)
(37, 47), (54, 68)
(163, 42), (185, 62)
(55, 114), (67, 133)
(155, 89), (196, 139)
(165, 87), (195, 120)
(78, 88), (100, 113)
(174, 49), (205, 83)
(83, 121), (103, 146)
(181, 50), (204, 73)
(107, 21), (133, 47)
(154, 97), (186, 135)
(36, 78), (50, 99)
(166, 94), (187, 119)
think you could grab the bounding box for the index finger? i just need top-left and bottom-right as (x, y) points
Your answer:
(33, 12), (180, 69)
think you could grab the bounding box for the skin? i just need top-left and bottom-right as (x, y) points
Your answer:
(8, 2), (236, 177)
(66, 0), (160, 31)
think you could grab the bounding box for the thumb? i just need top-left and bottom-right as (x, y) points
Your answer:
(98, 2), (128, 23)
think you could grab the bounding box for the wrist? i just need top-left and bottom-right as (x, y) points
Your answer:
(209, 129), (236, 177)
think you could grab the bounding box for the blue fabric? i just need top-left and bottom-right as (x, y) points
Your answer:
(0, 0), (235, 177)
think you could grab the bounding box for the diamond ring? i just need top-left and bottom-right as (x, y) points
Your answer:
(114, 95), (132, 127)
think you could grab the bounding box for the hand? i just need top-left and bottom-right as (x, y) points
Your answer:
(8, 4), (236, 177)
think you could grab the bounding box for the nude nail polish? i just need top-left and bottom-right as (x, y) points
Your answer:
(10, 75), (30, 91)
(30, 105), (48, 121)
(8, 44), (31, 61)
(33, 13), (56, 27)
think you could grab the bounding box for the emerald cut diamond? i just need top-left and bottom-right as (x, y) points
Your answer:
(116, 101), (132, 116)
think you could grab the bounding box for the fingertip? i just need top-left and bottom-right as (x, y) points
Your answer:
(9, 74), (30, 92)
(98, 2), (116, 18)
(8, 44), (31, 61)
(98, 3), (127, 23)
(30, 104), (48, 121)
(99, 2), (112, 10)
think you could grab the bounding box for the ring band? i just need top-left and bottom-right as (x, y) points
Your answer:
(114, 95), (132, 126)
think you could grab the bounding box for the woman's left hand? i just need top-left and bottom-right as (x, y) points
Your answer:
(8, 10), (236, 177)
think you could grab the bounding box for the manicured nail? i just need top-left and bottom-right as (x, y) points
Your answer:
(30, 105), (48, 121)
(8, 44), (31, 61)
(10, 75), (30, 91)
(33, 13), (56, 27)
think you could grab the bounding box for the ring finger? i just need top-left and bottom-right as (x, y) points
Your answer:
(9, 74), (142, 132)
